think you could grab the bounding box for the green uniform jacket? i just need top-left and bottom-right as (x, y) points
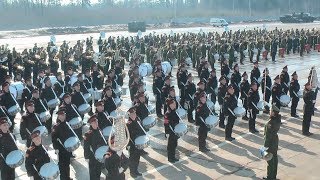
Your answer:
(264, 114), (281, 155)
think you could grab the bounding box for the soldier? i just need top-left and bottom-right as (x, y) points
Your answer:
(195, 92), (210, 152)
(263, 105), (281, 180)
(20, 100), (43, 147)
(261, 68), (272, 114)
(247, 82), (260, 133)
(206, 69), (218, 108)
(83, 115), (106, 180)
(153, 69), (164, 118)
(21, 77), (35, 112)
(177, 64), (188, 98)
(126, 107), (144, 178)
(194, 81), (206, 109)
(231, 64), (241, 98)
(164, 98), (180, 163)
(40, 77), (56, 133)
(280, 65), (290, 95)
(223, 85), (238, 141)
(250, 61), (261, 88)
(51, 108), (73, 180)
(199, 61), (210, 83)
(0, 117), (17, 180)
(182, 73), (196, 123)
(162, 76), (172, 109)
(221, 59), (230, 82)
(94, 100), (112, 130)
(272, 75), (282, 110)
(31, 89), (48, 115)
(302, 82), (315, 136)
(289, 71), (300, 117)
(25, 130), (50, 180)
(54, 72), (66, 101)
(218, 76), (228, 128)
(271, 38), (278, 62)
(135, 92), (149, 123)
(103, 86), (117, 115)
(0, 82), (17, 131)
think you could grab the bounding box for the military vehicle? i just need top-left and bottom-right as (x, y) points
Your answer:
(280, 12), (316, 23)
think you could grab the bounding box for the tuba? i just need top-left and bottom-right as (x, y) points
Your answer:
(310, 66), (318, 91)
(108, 110), (130, 152)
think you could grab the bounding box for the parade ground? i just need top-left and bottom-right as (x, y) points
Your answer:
(1, 22), (320, 179)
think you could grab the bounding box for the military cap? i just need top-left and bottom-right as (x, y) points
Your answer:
(198, 91), (207, 100)
(2, 82), (9, 88)
(164, 76), (171, 81)
(56, 108), (66, 115)
(263, 68), (269, 73)
(127, 106), (136, 113)
(77, 73), (83, 78)
(233, 63), (239, 69)
(63, 93), (71, 99)
(219, 76), (226, 81)
(291, 71), (297, 76)
(253, 61), (258, 65)
(88, 115), (98, 124)
(211, 68), (216, 73)
(30, 130), (40, 139)
(95, 100), (104, 106)
(305, 82), (311, 86)
(242, 72), (248, 77)
(197, 81), (205, 86)
(0, 117), (8, 125)
(105, 85), (113, 91)
(169, 86), (175, 92)
(274, 75), (280, 80)
(72, 81), (80, 87)
(32, 89), (39, 94)
(25, 100), (35, 107)
(67, 67), (73, 71)
(25, 77), (32, 82)
(227, 84), (234, 90)
(283, 65), (288, 69)
(251, 82), (257, 86)
(136, 92), (145, 99)
(166, 98), (175, 106)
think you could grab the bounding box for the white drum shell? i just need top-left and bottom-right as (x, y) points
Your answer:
(205, 115), (219, 128)
(5, 150), (24, 168)
(9, 82), (24, 100)
(174, 123), (188, 137)
(206, 100), (215, 111)
(78, 104), (91, 115)
(69, 117), (83, 129)
(39, 111), (51, 122)
(102, 126), (114, 138)
(47, 99), (60, 109)
(142, 116), (156, 129)
(234, 107), (246, 117)
(95, 146), (109, 163)
(64, 136), (80, 152)
(135, 135), (150, 149)
(139, 63), (153, 77)
(93, 90), (103, 100)
(176, 108), (187, 119)
(83, 93), (92, 102)
(33, 126), (48, 137)
(161, 61), (172, 75)
(280, 95), (291, 106)
(147, 105), (156, 114)
(39, 162), (60, 180)
(8, 105), (20, 116)
(257, 101), (265, 111)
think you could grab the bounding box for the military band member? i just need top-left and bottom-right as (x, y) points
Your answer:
(162, 76), (172, 109)
(183, 73), (196, 123)
(0, 117), (17, 180)
(104, 136), (128, 180)
(41, 77), (56, 133)
(64, 67), (74, 93)
(250, 61), (261, 88)
(25, 130), (50, 180)
(164, 98), (180, 163)
(261, 68), (272, 114)
(21, 77), (35, 112)
(95, 101), (112, 130)
(177, 63), (188, 97)
(231, 64), (241, 98)
(194, 81), (206, 109)
(223, 85), (238, 141)
(91, 64), (104, 91)
(247, 82), (259, 133)
(289, 71), (300, 117)
(199, 61), (210, 84)
(195, 92), (210, 152)
(218, 76), (227, 128)
(272, 75), (282, 110)
(263, 105), (281, 180)
(153, 69), (164, 117)
(103, 86), (117, 115)
(280, 65), (290, 95)
(20, 100), (43, 147)
(206, 69), (218, 107)
(221, 59), (230, 82)
(302, 82), (315, 136)
(54, 72), (66, 100)
(51, 108), (73, 180)
(83, 115), (106, 180)
(0, 82), (17, 131)
(127, 107), (144, 177)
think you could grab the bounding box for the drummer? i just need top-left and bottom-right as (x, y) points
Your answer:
(164, 98), (180, 163)
(21, 77), (35, 113)
(71, 81), (86, 119)
(40, 76), (56, 134)
(94, 100), (112, 130)
(103, 86), (117, 115)
(0, 82), (17, 131)
(247, 82), (260, 133)
(224, 84), (238, 141)
(25, 130), (50, 180)
(135, 92), (149, 126)
(31, 89), (49, 115)
(20, 100), (44, 147)
(83, 115), (105, 180)
(195, 92), (210, 152)
(289, 71), (300, 117)
(0, 117), (17, 180)
(127, 106), (145, 178)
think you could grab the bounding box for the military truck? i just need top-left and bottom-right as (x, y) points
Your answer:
(280, 12), (316, 23)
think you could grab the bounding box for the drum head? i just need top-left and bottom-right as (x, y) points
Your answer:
(280, 95), (291, 106)
(33, 126), (48, 136)
(176, 108), (186, 118)
(40, 162), (60, 179)
(139, 63), (153, 77)
(5, 150), (24, 167)
(206, 100), (214, 110)
(142, 116), (156, 128)
(102, 126), (113, 138)
(161, 61), (172, 75)
(135, 135), (150, 146)
(174, 123), (188, 134)
(9, 86), (17, 99)
(70, 75), (78, 87)
(95, 146), (109, 162)
(49, 76), (57, 85)
(234, 107), (246, 117)
(205, 115), (218, 127)
(64, 136), (80, 150)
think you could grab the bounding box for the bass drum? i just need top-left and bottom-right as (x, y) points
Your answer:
(174, 123), (188, 137)
(9, 82), (24, 100)
(39, 162), (60, 180)
(161, 61), (172, 75)
(205, 115), (218, 128)
(95, 145), (109, 163)
(5, 150), (24, 168)
(139, 63), (153, 77)
(233, 107), (246, 117)
(135, 135), (150, 149)
(142, 116), (156, 129)
(64, 136), (80, 152)
(280, 95), (291, 106)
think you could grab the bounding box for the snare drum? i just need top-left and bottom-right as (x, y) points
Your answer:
(49, 76), (57, 86)
(257, 101), (265, 111)
(135, 135), (150, 149)
(33, 126), (48, 136)
(205, 115), (219, 128)
(280, 95), (291, 106)
(206, 100), (215, 111)
(5, 150), (24, 168)
(114, 86), (122, 97)
(102, 126), (113, 138)
(173, 123), (188, 137)
(93, 90), (103, 100)
(161, 61), (172, 75)
(233, 107), (246, 117)
(297, 90), (303, 98)
(8, 105), (20, 116)
(95, 145), (109, 163)
(147, 105), (156, 114)
(47, 99), (60, 109)
(176, 108), (187, 119)
(78, 103), (91, 115)
(185, 57), (192, 66)
(114, 98), (122, 108)
(39, 162), (60, 180)
(39, 111), (51, 122)
(139, 63), (153, 77)
(9, 82), (24, 100)
(214, 53), (219, 61)
(142, 116), (156, 129)
(69, 117), (83, 129)
(83, 93), (92, 102)
(64, 136), (80, 152)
